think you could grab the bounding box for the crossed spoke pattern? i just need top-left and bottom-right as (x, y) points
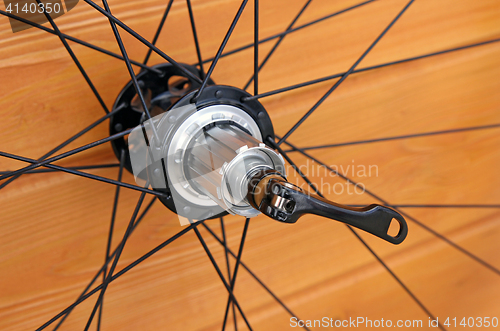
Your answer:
(50, 196), (158, 331)
(219, 218), (250, 331)
(32, 0), (110, 115)
(1, 0), (499, 330)
(192, 0), (249, 102)
(0, 10), (161, 74)
(220, 218), (238, 331)
(270, 136), (446, 331)
(143, 0), (174, 66)
(96, 149), (126, 331)
(277, 138), (500, 279)
(276, 0), (416, 146)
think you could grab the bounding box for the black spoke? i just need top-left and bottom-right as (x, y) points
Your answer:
(143, 0), (175, 65)
(0, 150), (166, 197)
(0, 10), (161, 74)
(186, 0), (205, 79)
(285, 122), (500, 152)
(280, 137), (500, 277)
(220, 218), (238, 331)
(101, 0), (160, 143)
(222, 218), (250, 331)
(83, 0), (203, 84)
(83, 191), (147, 331)
(277, 0), (415, 146)
(193, 0), (249, 102)
(243, 0), (312, 92)
(52, 197), (157, 331)
(200, 0), (375, 66)
(97, 150), (126, 331)
(34, 0), (109, 114)
(0, 105), (122, 191)
(252, 0), (259, 95)
(0, 128), (132, 181)
(244, 37), (500, 101)
(202, 223), (311, 331)
(193, 226), (253, 331)
(270, 138), (445, 330)
(0, 163), (120, 176)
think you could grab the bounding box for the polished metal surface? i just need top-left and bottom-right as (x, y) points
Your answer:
(128, 102), (285, 222)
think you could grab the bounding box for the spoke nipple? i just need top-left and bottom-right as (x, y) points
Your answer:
(215, 90), (222, 99)
(114, 123), (123, 132)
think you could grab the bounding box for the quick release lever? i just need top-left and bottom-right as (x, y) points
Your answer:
(247, 169), (408, 245)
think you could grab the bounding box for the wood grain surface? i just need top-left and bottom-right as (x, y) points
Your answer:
(1, 0), (500, 330)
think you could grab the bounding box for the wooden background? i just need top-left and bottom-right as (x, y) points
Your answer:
(1, 0), (500, 330)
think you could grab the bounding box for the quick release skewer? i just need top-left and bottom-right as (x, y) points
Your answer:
(117, 64), (407, 243)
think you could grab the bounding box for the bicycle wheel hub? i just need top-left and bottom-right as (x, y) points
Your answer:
(110, 64), (407, 245)
(111, 63), (283, 222)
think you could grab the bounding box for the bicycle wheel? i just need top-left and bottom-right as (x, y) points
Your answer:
(1, 0), (499, 330)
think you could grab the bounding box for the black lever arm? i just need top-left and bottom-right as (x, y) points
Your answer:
(247, 171), (408, 245)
